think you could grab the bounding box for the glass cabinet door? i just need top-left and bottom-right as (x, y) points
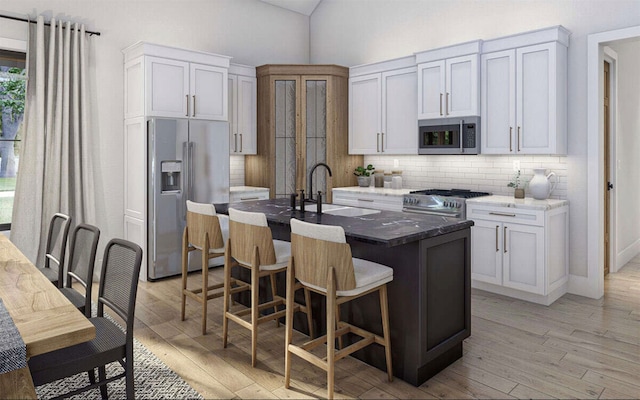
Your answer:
(274, 79), (297, 198)
(305, 80), (328, 197)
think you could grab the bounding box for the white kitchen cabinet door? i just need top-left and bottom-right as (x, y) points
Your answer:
(481, 50), (516, 154)
(516, 43), (555, 154)
(349, 74), (381, 154)
(502, 222), (545, 295)
(470, 219), (503, 285)
(446, 54), (478, 117)
(417, 60), (445, 120)
(190, 63), (227, 121)
(147, 56), (189, 118)
(229, 74), (257, 154)
(381, 67), (417, 154)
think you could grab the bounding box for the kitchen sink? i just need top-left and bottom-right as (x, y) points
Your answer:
(295, 202), (381, 217)
(322, 207), (381, 217)
(296, 203), (348, 211)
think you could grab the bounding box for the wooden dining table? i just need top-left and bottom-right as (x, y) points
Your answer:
(0, 234), (95, 399)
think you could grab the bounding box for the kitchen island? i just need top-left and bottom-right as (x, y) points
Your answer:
(218, 198), (473, 386)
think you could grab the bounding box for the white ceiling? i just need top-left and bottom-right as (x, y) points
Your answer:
(259, 0), (322, 16)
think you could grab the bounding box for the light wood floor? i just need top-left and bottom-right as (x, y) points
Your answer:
(126, 256), (640, 399)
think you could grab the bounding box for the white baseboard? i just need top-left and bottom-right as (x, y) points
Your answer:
(567, 274), (602, 299)
(616, 238), (640, 271)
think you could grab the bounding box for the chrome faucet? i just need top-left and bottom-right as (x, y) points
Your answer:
(308, 162), (333, 202)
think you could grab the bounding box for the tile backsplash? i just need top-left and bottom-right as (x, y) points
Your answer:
(230, 155), (245, 187)
(232, 154), (568, 200)
(364, 155), (568, 199)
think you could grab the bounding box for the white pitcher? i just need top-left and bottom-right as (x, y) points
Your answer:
(529, 168), (557, 200)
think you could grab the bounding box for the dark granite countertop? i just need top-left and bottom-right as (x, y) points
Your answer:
(216, 198), (473, 247)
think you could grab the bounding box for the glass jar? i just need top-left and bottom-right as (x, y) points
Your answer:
(391, 170), (403, 189)
(374, 170), (384, 187)
(383, 172), (392, 188)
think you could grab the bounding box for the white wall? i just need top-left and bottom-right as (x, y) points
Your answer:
(309, 0), (640, 280)
(0, 0), (309, 254)
(609, 40), (640, 267)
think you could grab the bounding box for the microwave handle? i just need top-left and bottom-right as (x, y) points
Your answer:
(460, 120), (464, 153)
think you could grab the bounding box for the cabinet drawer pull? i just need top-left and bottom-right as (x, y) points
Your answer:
(240, 197), (259, 201)
(495, 225), (499, 252)
(357, 198), (374, 202)
(489, 212), (516, 217)
(503, 226), (507, 253)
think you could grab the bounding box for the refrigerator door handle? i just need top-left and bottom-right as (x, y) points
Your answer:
(188, 141), (194, 200)
(182, 141), (188, 220)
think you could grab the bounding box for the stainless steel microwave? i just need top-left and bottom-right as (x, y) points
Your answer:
(418, 116), (480, 155)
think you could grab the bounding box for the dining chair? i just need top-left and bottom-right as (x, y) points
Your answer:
(28, 238), (143, 399)
(58, 223), (101, 317)
(37, 213), (72, 287)
(285, 218), (394, 399)
(181, 200), (243, 335)
(222, 208), (313, 367)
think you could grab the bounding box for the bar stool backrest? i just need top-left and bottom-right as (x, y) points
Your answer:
(228, 208), (276, 266)
(290, 218), (356, 292)
(186, 201), (224, 250)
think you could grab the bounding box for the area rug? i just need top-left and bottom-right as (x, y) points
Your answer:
(35, 310), (202, 399)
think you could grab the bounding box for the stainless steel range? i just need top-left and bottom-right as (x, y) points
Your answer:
(403, 189), (491, 219)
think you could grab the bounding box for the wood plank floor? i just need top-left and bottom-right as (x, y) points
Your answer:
(122, 256), (640, 399)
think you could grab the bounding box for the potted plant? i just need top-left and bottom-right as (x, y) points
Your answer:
(354, 164), (375, 187)
(508, 170), (526, 198)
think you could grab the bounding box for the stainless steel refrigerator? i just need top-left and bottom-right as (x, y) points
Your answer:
(147, 118), (230, 280)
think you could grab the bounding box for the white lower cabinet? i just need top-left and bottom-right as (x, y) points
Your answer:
(467, 198), (568, 305)
(229, 186), (269, 202)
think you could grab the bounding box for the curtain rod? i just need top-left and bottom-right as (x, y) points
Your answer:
(0, 14), (101, 36)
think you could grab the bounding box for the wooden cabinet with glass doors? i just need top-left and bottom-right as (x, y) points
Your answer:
(245, 65), (362, 203)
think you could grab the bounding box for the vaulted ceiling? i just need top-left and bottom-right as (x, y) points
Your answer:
(259, 0), (322, 16)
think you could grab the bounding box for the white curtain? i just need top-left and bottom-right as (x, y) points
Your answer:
(11, 16), (96, 264)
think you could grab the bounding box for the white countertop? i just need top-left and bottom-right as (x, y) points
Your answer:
(332, 186), (416, 197)
(466, 195), (568, 211)
(230, 186), (269, 193)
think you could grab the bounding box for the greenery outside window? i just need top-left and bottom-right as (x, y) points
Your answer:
(0, 49), (26, 231)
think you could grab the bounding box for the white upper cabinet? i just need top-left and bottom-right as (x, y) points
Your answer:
(146, 57), (190, 118)
(481, 26), (569, 155)
(229, 64), (257, 154)
(190, 63), (227, 120)
(416, 41), (481, 120)
(349, 56), (417, 155)
(123, 42), (231, 121)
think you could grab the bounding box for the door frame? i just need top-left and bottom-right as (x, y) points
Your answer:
(586, 25), (640, 299)
(603, 47), (618, 274)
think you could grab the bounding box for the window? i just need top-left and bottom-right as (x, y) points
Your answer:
(0, 47), (26, 231)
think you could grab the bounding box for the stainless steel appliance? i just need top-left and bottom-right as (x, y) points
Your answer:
(403, 189), (491, 218)
(418, 116), (480, 155)
(148, 118), (230, 280)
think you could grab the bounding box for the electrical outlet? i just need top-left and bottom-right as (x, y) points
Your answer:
(513, 160), (520, 171)
(393, 159), (399, 168)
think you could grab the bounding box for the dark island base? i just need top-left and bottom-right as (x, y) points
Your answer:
(255, 224), (472, 387)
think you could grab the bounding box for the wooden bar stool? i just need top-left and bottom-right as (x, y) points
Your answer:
(285, 218), (393, 399)
(223, 208), (313, 367)
(181, 201), (247, 335)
